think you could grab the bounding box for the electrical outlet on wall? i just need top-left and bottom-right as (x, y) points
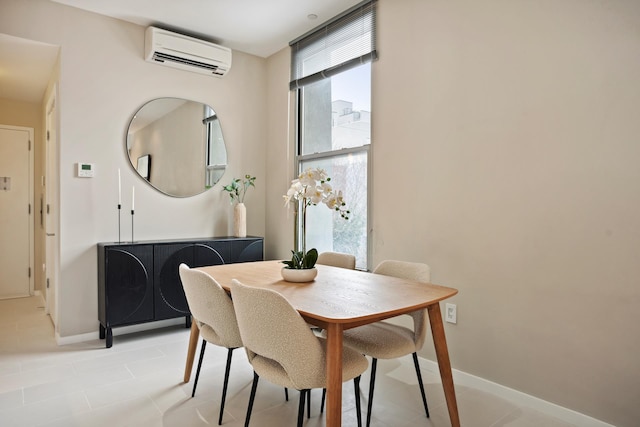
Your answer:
(445, 303), (457, 324)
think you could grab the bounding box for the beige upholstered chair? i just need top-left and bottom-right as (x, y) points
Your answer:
(313, 251), (356, 336)
(317, 251), (356, 270)
(337, 260), (432, 427)
(230, 279), (368, 427)
(178, 264), (244, 425)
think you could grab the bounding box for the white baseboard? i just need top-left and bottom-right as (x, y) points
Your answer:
(55, 318), (185, 346)
(56, 330), (96, 346)
(419, 357), (614, 427)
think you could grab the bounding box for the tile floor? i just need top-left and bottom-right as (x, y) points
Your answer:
(0, 295), (577, 427)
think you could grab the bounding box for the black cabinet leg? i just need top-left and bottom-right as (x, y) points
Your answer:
(99, 324), (106, 339)
(185, 315), (192, 328)
(106, 327), (113, 348)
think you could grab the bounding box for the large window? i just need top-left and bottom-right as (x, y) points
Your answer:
(291, 1), (376, 270)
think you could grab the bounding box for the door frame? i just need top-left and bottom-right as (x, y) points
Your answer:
(0, 124), (35, 297)
(44, 85), (59, 328)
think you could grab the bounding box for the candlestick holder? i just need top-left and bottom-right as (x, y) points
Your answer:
(117, 204), (122, 244)
(131, 209), (135, 243)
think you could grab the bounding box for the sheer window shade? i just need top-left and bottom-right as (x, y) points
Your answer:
(289, 0), (377, 90)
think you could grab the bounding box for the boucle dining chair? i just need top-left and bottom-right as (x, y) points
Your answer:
(317, 251), (356, 270)
(178, 264), (244, 425)
(336, 260), (432, 427)
(313, 251), (356, 336)
(230, 279), (368, 427)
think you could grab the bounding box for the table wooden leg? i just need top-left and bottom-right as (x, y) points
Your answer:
(183, 321), (200, 383)
(428, 303), (460, 427)
(325, 323), (343, 427)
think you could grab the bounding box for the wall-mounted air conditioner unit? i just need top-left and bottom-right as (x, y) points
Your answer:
(144, 26), (232, 77)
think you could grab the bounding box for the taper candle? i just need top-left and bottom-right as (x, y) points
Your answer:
(118, 169), (121, 204)
(132, 186), (135, 210)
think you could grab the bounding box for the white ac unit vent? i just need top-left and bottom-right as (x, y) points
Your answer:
(144, 26), (232, 77)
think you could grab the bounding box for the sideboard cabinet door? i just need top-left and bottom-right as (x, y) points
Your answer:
(153, 242), (226, 320)
(98, 244), (154, 347)
(231, 238), (264, 263)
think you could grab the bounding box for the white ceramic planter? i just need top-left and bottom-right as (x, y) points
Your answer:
(281, 267), (317, 283)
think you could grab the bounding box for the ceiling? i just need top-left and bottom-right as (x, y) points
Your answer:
(51, 0), (363, 58)
(1, 0), (362, 103)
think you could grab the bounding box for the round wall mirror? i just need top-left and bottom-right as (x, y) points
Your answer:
(126, 97), (227, 197)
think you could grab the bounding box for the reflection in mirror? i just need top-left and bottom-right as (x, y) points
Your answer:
(126, 98), (227, 197)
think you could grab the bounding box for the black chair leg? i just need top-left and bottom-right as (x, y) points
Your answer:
(218, 348), (235, 425)
(354, 375), (363, 427)
(244, 372), (259, 427)
(412, 352), (430, 418)
(366, 358), (377, 427)
(192, 340), (207, 397)
(297, 389), (308, 427)
(285, 387), (289, 401)
(307, 389), (311, 418)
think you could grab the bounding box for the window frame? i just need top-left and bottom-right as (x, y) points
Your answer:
(289, 0), (376, 270)
(293, 80), (372, 271)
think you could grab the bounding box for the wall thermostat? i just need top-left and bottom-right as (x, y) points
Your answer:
(77, 162), (95, 178)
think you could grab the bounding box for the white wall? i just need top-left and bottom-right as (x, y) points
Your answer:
(264, 47), (296, 260)
(0, 0), (267, 337)
(265, 1), (640, 426)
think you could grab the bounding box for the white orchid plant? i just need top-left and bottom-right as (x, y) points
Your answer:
(282, 168), (350, 269)
(283, 168), (350, 219)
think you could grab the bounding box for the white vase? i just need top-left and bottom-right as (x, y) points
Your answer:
(234, 202), (247, 237)
(281, 267), (317, 283)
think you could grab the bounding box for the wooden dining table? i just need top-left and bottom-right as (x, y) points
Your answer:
(185, 260), (460, 427)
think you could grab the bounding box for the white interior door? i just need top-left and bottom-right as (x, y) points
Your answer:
(0, 125), (34, 299)
(45, 89), (59, 326)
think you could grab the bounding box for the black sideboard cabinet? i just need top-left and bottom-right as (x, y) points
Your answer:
(98, 236), (263, 348)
